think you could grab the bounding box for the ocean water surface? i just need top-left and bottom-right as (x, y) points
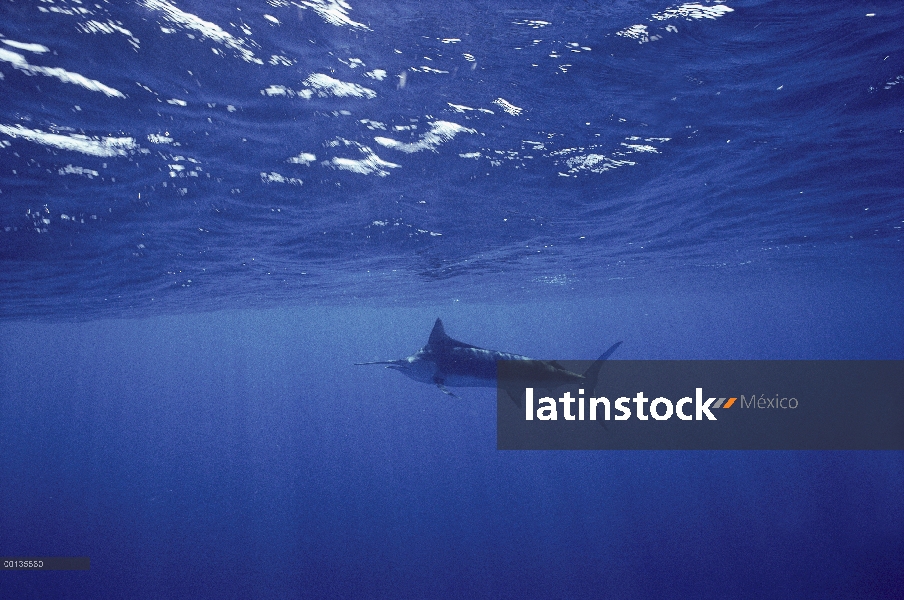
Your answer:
(1, 0), (902, 598)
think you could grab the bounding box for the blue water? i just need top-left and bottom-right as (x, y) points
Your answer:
(1, 0), (902, 597)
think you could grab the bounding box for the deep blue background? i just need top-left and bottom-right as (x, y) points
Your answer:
(1, 0), (902, 597)
(2, 292), (902, 598)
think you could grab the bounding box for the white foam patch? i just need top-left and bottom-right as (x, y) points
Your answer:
(77, 20), (141, 50)
(616, 24), (652, 43)
(0, 124), (137, 157)
(0, 47), (125, 98)
(303, 73), (376, 98)
(621, 143), (659, 153)
(142, 0), (263, 64)
(652, 3), (734, 21)
(328, 154), (399, 176)
(59, 165), (99, 178)
(374, 121), (476, 154)
(298, 0), (371, 31)
(147, 133), (179, 145)
(567, 154), (636, 173)
(264, 14), (280, 25)
(164, 154), (201, 178)
(486, 149), (525, 167)
(2, 40), (49, 53)
(287, 152), (316, 165)
(493, 98), (523, 116)
(261, 171), (302, 185)
(411, 66), (449, 74)
(366, 219), (442, 237)
(36, 1), (93, 17)
(262, 85), (294, 96)
(554, 136), (670, 175)
(364, 69), (386, 80)
(448, 103), (494, 114)
(513, 19), (551, 28)
(618, 3), (732, 44)
(882, 75), (903, 90)
(324, 140), (399, 176)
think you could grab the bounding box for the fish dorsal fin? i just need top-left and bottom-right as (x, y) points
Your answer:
(427, 318), (449, 347)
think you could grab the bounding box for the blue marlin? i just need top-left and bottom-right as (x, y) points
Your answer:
(355, 318), (622, 398)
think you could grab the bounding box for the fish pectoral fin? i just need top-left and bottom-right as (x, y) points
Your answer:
(433, 375), (458, 398)
(437, 384), (458, 398)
